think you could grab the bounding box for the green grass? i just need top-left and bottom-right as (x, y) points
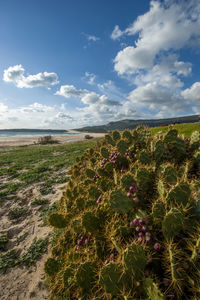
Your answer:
(150, 122), (200, 137)
(0, 138), (102, 205)
(0, 237), (48, 273)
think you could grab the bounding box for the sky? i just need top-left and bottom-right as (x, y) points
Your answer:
(0, 0), (200, 129)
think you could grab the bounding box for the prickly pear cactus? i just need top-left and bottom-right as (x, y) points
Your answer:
(45, 126), (200, 299)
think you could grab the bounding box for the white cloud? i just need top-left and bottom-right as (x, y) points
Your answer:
(83, 33), (100, 42)
(84, 72), (96, 85)
(114, 1), (200, 75)
(128, 82), (190, 114)
(55, 85), (86, 98)
(181, 82), (200, 104)
(111, 25), (124, 40)
(3, 65), (59, 88)
(0, 102), (75, 129)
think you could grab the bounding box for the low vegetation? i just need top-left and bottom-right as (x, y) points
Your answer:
(45, 125), (200, 299)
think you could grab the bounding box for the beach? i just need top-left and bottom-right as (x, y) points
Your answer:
(0, 131), (105, 147)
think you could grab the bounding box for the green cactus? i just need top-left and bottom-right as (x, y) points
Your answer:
(44, 258), (60, 276)
(48, 213), (67, 228)
(152, 200), (166, 223)
(143, 277), (166, 300)
(112, 130), (121, 141)
(82, 211), (100, 233)
(117, 139), (129, 156)
(100, 147), (110, 158)
(105, 134), (115, 146)
(162, 208), (185, 239)
(99, 262), (124, 296)
(110, 190), (134, 213)
(86, 168), (96, 179)
(121, 173), (136, 191)
(122, 130), (133, 143)
(139, 150), (152, 165)
(75, 262), (97, 292)
(162, 165), (177, 185)
(167, 182), (191, 207)
(164, 129), (178, 143)
(44, 126), (200, 299)
(123, 244), (146, 281)
(154, 140), (165, 163)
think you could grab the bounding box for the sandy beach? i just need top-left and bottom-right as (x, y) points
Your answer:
(0, 131), (105, 147)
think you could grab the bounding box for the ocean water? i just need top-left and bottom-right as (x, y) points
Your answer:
(0, 130), (82, 138)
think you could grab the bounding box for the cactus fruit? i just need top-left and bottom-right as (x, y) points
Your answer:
(44, 126), (200, 299)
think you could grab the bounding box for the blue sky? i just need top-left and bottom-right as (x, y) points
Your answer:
(0, 0), (200, 129)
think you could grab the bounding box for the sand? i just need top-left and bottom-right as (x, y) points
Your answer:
(0, 132), (105, 300)
(0, 131), (105, 147)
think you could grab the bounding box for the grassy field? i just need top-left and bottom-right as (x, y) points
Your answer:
(150, 121), (200, 137)
(0, 139), (101, 206)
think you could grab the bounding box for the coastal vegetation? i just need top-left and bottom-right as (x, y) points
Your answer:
(0, 123), (199, 299)
(44, 124), (200, 299)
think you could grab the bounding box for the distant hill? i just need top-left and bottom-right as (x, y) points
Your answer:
(75, 114), (200, 133)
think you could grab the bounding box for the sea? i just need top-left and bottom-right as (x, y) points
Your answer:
(0, 130), (82, 138)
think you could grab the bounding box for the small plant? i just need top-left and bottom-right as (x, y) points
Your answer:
(31, 197), (49, 206)
(8, 207), (28, 220)
(0, 235), (9, 251)
(38, 135), (58, 144)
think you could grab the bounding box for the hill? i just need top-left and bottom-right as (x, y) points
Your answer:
(75, 114), (200, 133)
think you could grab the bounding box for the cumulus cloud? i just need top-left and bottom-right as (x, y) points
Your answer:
(181, 82), (200, 104)
(114, 1), (200, 75)
(128, 82), (190, 114)
(3, 65), (59, 88)
(111, 25), (124, 40)
(56, 85), (86, 98)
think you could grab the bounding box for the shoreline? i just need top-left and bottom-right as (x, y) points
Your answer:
(0, 132), (105, 147)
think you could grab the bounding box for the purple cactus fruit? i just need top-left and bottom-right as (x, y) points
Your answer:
(143, 218), (148, 224)
(139, 219), (145, 226)
(137, 237), (143, 244)
(145, 236), (151, 243)
(127, 192), (132, 198)
(105, 259), (109, 265)
(133, 197), (139, 203)
(132, 218), (139, 225)
(154, 243), (161, 250)
(141, 225), (147, 232)
(145, 232), (151, 237)
(129, 186), (135, 193)
(138, 232), (144, 238)
(77, 239), (82, 246)
(135, 226), (141, 232)
(110, 254), (115, 261)
(96, 195), (102, 204)
(131, 183), (136, 190)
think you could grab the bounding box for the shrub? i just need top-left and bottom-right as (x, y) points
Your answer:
(45, 126), (200, 299)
